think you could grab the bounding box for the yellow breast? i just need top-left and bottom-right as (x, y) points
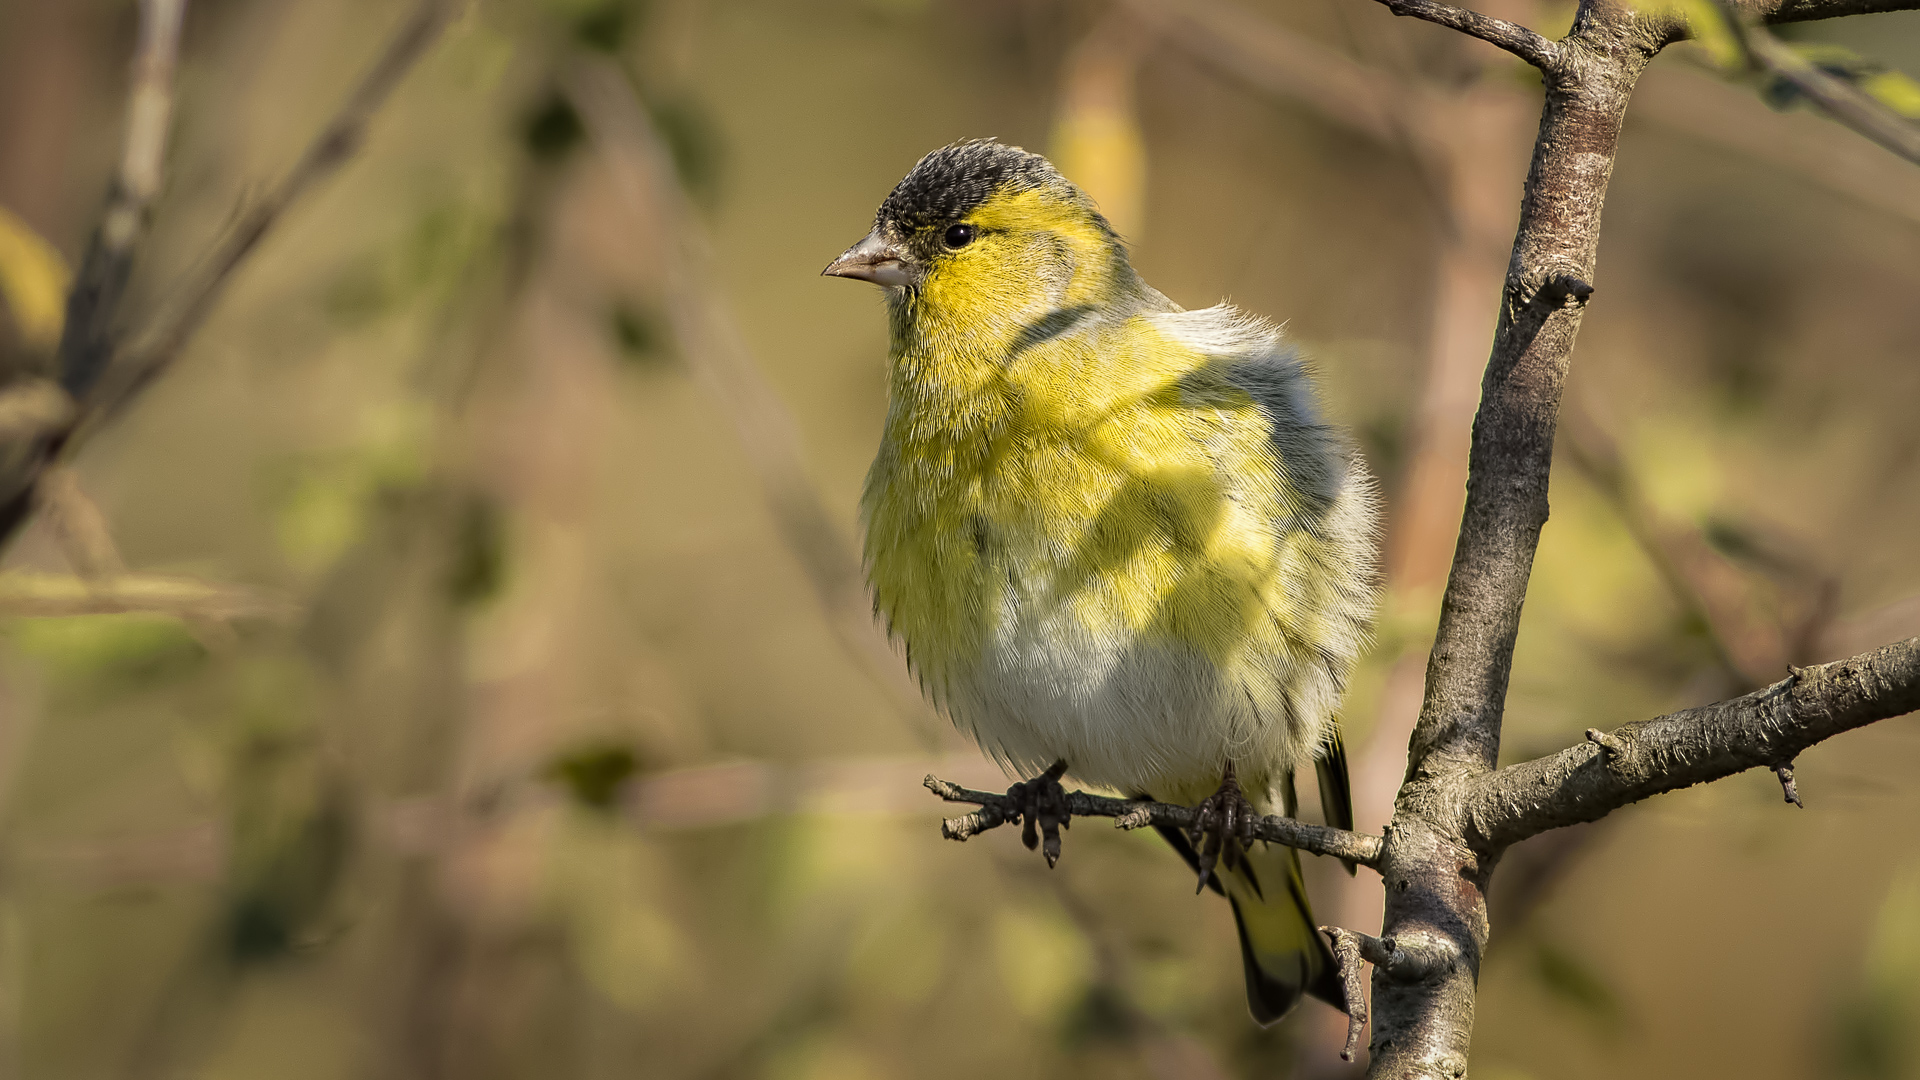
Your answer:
(861, 310), (1318, 697)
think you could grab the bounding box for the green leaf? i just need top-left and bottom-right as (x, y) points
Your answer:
(1862, 70), (1920, 120)
(1672, 0), (1745, 70)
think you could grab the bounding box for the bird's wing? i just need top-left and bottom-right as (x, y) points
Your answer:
(1229, 840), (1343, 1023)
(1316, 727), (1358, 876)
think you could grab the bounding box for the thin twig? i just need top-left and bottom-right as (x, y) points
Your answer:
(1469, 636), (1920, 847)
(1369, 0), (1561, 71)
(1774, 762), (1803, 807)
(57, 0), (189, 399)
(0, 570), (296, 621)
(79, 0), (462, 434)
(36, 467), (126, 578)
(1119, 0), (1405, 145)
(0, 380), (74, 442)
(1559, 412), (1758, 686)
(922, 775), (1387, 868)
(1718, 2), (1920, 164)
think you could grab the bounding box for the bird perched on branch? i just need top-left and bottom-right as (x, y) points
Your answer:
(824, 140), (1379, 1024)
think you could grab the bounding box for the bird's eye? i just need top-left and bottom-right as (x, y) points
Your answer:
(943, 224), (975, 249)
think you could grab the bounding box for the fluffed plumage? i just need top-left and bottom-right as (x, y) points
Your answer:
(828, 140), (1380, 1023)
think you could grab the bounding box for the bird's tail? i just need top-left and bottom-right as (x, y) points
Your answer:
(1154, 825), (1341, 1024)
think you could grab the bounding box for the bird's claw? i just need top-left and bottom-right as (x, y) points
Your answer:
(1007, 760), (1070, 868)
(1188, 763), (1257, 893)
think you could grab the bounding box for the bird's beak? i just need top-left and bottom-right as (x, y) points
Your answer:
(822, 229), (914, 288)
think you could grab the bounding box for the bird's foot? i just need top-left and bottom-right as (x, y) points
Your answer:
(1006, 760), (1070, 867)
(1188, 762), (1257, 894)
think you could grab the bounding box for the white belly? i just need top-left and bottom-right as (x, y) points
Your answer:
(937, 586), (1330, 809)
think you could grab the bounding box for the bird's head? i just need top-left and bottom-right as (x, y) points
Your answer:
(823, 140), (1138, 325)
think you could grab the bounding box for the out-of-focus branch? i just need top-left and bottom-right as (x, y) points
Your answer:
(1469, 636), (1920, 849)
(1118, 0), (1406, 145)
(56, 0), (188, 400)
(37, 466), (125, 578)
(0, 0), (458, 556)
(1558, 412), (1756, 685)
(923, 775), (1387, 868)
(1747, 0), (1920, 24)
(1719, 2), (1920, 164)
(1146, 0), (1920, 231)
(1635, 62), (1920, 226)
(0, 570), (296, 622)
(1821, 592), (1920, 659)
(562, 57), (942, 744)
(85, 0), (461, 429)
(0, 379), (74, 441)
(1006, 854), (1233, 1080)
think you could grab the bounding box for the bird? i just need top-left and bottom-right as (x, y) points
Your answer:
(823, 139), (1379, 1024)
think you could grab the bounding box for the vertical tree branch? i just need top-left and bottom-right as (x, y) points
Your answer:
(1372, 7), (1661, 1075)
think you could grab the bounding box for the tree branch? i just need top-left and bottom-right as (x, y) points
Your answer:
(1468, 636), (1920, 849)
(0, 570), (296, 622)
(56, 0), (188, 401)
(1754, 0), (1920, 22)
(0, 0), (458, 558)
(1362, 9), (1661, 1074)
(1119, 0), (1407, 145)
(921, 775), (1387, 869)
(83, 0), (461, 432)
(1722, 4), (1920, 165)
(1368, 0), (1562, 71)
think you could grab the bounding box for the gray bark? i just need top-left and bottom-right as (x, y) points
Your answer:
(1361, 1), (1920, 1075)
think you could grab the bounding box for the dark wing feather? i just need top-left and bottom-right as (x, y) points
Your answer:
(1316, 727), (1358, 876)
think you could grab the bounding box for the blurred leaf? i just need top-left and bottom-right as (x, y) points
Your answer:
(277, 469), (370, 573)
(845, 899), (944, 1004)
(0, 204), (71, 349)
(326, 202), (494, 325)
(1061, 984), (1133, 1049)
(1532, 942), (1623, 1034)
(1669, 0), (1745, 70)
(610, 302), (670, 367)
(992, 903), (1093, 1021)
(273, 404), (432, 573)
(648, 95), (724, 202)
(1831, 863), (1920, 1076)
(524, 93), (586, 162)
(1861, 70), (1920, 120)
(447, 494), (507, 605)
(544, 742), (640, 810)
(5, 613), (205, 690)
(1631, 420), (1723, 524)
(547, 817), (690, 1010)
(574, 0), (645, 52)
(763, 1034), (884, 1080)
(1760, 43), (1920, 120)
(227, 784), (351, 962)
(218, 657), (351, 963)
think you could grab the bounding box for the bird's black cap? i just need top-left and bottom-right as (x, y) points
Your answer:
(875, 140), (1066, 232)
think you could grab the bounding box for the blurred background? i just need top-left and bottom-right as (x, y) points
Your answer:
(0, 0), (1918, 1077)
